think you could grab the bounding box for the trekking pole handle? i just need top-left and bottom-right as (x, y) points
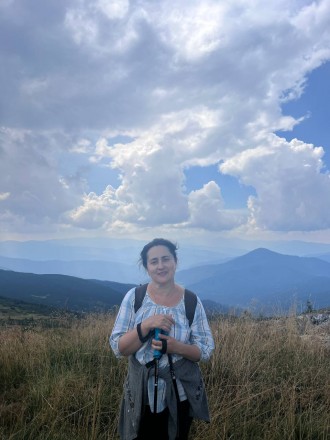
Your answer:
(153, 328), (162, 359)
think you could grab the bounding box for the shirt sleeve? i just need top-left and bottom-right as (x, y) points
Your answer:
(109, 288), (136, 358)
(189, 297), (215, 361)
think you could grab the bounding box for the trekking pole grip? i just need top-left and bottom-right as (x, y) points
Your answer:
(153, 328), (162, 359)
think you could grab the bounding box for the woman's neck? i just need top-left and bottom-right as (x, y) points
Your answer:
(148, 281), (184, 307)
(149, 280), (175, 296)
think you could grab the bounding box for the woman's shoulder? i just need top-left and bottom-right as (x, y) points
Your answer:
(183, 287), (204, 308)
(121, 287), (137, 304)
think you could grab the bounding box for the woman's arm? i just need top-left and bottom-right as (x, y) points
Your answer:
(109, 289), (136, 357)
(154, 334), (201, 362)
(117, 327), (143, 356)
(189, 297), (215, 361)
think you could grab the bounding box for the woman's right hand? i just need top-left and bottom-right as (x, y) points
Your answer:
(142, 314), (175, 334)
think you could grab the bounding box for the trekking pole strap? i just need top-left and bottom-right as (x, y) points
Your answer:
(153, 358), (159, 413)
(168, 354), (180, 403)
(168, 354), (181, 437)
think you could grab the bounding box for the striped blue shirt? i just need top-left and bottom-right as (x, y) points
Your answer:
(109, 287), (215, 412)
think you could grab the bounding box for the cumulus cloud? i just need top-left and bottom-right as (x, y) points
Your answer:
(69, 185), (121, 228)
(1, 0), (330, 236)
(187, 181), (247, 230)
(0, 127), (85, 230)
(220, 135), (330, 231)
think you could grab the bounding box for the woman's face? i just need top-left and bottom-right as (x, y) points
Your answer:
(146, 245), (177, 285)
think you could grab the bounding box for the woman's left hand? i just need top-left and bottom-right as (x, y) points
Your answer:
(151, 333), (202, 362)
(151, 333), (177, 354)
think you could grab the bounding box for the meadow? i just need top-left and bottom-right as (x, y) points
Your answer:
(0, 311), (329, 440)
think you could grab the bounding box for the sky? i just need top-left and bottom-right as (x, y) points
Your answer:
(1, 0), (330, 248)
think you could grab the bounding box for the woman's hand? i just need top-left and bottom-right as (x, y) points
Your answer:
(142, 314), (175, 334)
(151, 333), (177, 354)
(118, 314), (174, 356)
(152, 333), (202, 362)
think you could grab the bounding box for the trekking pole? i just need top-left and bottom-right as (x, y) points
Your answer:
(153, 328), (162, 413)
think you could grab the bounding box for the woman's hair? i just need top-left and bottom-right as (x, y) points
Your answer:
(139, 238), (178, 269)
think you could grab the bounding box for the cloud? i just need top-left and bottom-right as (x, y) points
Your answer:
(0, 192), (10, 201)
(0, 127), (85, 229)
(2, 0), (328, 132)
(1, 0), (330, 236)
(71, 107), (249, 231)
(69, 185), (121, 229)
(220, 135), (330, 231)
(187, 181), (247, 230)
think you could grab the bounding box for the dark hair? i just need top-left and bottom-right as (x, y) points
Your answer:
(139, 238), (178, 269)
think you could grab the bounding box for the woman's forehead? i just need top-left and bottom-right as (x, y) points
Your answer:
(147, 245), (172, 259)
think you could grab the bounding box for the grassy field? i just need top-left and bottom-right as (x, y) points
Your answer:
(0, 312), (329, 440)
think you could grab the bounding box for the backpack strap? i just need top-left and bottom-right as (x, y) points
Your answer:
(134, 283), (148, 314)
(134, 284), (197, 327)
(184, 289), (197, 327)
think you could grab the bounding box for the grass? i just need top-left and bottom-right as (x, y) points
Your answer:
(0, 296), (56, 322)
(0, 312), (329, 439)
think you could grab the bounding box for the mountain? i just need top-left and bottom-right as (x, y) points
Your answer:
(0, 238), (144, 261)
(0, 239), (233, 279)
(0, 238), (233, 265)
(0, 255), (143, 284)
(1, 247), (330, 316)
(0, 268), (230, 317)
(178, 248), (330, 312)
(306, 252), (330, 264)
(0, 269), (134, 312)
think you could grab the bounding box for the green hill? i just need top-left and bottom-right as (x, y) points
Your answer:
(0, 269), (134, 312)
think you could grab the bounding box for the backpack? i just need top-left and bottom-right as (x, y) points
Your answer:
(134, 283), (197, 327)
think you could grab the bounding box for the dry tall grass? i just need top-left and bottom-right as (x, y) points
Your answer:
(0, 313), (329, 439)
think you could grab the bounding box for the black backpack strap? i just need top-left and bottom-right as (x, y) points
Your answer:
(134, 283), (148, 313)
(184, 289), (197, 327)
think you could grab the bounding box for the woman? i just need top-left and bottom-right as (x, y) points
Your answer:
(110, 238), (214, 440)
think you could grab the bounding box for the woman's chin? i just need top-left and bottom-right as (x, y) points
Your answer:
(152, 274), (172, 284)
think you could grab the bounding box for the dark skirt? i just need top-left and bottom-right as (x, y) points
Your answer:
(135, 400), (193, 440)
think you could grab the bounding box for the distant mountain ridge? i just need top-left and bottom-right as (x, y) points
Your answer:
(0, 238), (235, 272)
(1, 248), (330, 315)
(0, 255), (142, 284)
(178, 248), (330, 312)
(306, 252), (330, 264)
